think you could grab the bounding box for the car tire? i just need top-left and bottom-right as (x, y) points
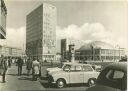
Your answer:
(88, 78), (96, 87)
(56, 79), (66, 88)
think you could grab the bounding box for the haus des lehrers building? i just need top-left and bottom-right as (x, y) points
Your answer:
(26, 3), (56, 62)
(0, 0), (7, 39)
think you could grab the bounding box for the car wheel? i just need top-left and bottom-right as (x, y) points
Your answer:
(88, 78), (96, 87)
(56, 79), (66, 88)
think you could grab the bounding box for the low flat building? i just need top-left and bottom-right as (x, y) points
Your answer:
(0, 45), (23, 57)
(75, 41), (125, 62)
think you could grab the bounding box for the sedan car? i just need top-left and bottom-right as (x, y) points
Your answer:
(47, 62), (100, 88)
(86, 62), (127, 91)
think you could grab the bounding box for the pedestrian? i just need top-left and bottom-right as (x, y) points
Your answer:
(8, 57), (12, 68)
(32, 58), (40, 81)
(26, 58), (32, 76)
(0, 56), (8, 83)
(17, 57), (23, 76)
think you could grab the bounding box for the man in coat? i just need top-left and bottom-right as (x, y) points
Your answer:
(32, 58), (40, 81)
(0, 56), (8, 83)
(26, 58), (32, 76)
(17, 57), (23, 76)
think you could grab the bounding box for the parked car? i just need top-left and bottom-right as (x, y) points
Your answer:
(47, 62), (100, 88)
(86, 62), (127, 91)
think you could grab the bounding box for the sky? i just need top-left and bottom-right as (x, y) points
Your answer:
(0, 0), (128, 53)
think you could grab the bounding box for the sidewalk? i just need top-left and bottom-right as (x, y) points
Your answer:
(0, 66), (44, 91)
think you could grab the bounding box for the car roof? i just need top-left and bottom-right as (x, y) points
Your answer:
(104, 62), (127, 72)
(63, 62), (91, 66)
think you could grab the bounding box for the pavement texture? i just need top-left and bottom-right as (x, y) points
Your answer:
(0, 65), (88, 91)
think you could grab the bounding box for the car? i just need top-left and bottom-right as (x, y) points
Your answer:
(86, 62), (127, 91)
(47, 62), (100, 88)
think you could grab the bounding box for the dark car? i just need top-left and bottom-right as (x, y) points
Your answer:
(86, 62), (127, 91)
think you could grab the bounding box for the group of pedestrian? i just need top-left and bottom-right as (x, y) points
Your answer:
(17, 57), (41, 81)
(0, 55), (41, 83)
(26, 58), (41, 81)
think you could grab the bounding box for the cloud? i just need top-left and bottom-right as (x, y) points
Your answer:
(56, 22), (128, 50)
(6, 27), (26, 49)
(0, 22), (127, 54)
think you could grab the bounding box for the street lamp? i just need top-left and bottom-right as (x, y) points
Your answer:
(91, 45), (94, 61)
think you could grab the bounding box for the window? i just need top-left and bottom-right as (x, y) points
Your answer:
(63, 64), (71, 71)
(83, 65), (93, 72)
(75, 66), (82, 71)
(106, 70), (124, 80)
(113, 70), (124, 79)
(70, 66), (75, 71)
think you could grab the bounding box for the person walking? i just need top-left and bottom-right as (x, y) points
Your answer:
(26, 58), (32, 76)
(8, 57), (12, 68)
(32, 58), (40, 81)
(0, 56), (8, 83)
(17, 57), (23, 76)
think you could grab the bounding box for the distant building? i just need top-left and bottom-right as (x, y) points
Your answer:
(0, 45), (23, 57)
(26, 3), (56, 62)
(0, 0), (7, 39)
(61, 38), (85, 61)
(55, 53), (61, 63)
(75, 41), (125, 62)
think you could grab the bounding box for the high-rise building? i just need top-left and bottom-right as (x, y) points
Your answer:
(26, 3), (56, 62)
(0, 0), (7, 39)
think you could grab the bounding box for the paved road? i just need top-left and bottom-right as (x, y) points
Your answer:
(0, 65), (88, 91)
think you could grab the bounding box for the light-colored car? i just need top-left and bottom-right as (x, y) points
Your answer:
(47, 62), (100, 88)
(86, 62), (127, 91)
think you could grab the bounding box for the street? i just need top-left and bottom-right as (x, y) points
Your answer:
(0, 65), (88, 91)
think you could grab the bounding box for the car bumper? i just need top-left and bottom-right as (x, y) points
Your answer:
(47, 75), (56, 83)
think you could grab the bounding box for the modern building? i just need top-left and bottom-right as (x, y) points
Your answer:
(75, 41), (125, 62)
(26, 3), (56, 62)
(61, 38), (85, 61)
(0, 0), (7, 39)
(0, 45), (23, 57)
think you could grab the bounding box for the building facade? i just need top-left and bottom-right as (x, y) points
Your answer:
(0, 0), (7, 39)
(75, 41), (125, 62)
(0, 45), (23, 57)
(26, 3), (56, 62)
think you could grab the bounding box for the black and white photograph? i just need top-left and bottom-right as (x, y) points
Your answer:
(0, 0), (127, 91)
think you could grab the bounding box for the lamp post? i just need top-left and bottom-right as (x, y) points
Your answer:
(91, 45), (94, 61)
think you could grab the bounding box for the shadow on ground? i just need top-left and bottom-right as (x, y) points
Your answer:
(18, 76), (33, 81)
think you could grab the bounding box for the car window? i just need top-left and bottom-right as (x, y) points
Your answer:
(83, 65), (93, 72)
(75, 65), (82, 71)
(106, 70), (113, 79)
(106, 70), (124, 80)
(63, 64), (71, 71)
(70, 65), (76, 72)
(113, 70), (124, 79)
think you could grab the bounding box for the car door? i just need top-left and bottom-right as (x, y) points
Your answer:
(69, 65), (84, 83)
(83, 65), (94, 83)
